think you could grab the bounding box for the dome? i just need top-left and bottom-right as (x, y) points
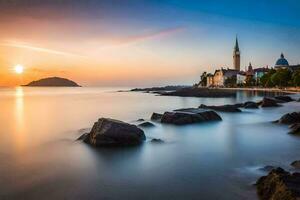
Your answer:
(275, 53), (289, 67)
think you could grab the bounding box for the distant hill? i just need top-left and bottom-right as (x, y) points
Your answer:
(24, 77), (80, 87)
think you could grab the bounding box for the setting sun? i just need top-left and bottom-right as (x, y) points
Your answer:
(14, 65), (24, 74)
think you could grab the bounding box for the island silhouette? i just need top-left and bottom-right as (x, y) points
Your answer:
(23, 77), (80, 87)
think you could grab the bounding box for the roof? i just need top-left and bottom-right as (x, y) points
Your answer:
(275, 53), (289, 67)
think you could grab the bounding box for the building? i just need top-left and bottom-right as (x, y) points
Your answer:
(237, 72), (246, 85)
(233, 37), (241, 71)
(275, 53), (289, 69)
(274, 53), (300, 71)
(206, 73), (214, 87)
(212, 68), (239, 87)
(254, 67), (269, 84)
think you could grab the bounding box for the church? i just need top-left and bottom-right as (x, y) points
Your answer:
(203, 37), (298, 87)
(206, 37), (241, 87)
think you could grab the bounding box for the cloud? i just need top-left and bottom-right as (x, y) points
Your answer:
(100, 26), (186, 47)
(0, 40), (85, 58)
(123, 26), (186, 43)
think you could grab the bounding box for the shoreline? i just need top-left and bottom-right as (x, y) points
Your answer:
(212, 87), (300, 94)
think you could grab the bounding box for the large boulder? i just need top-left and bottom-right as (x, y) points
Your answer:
(160, 109), (222, 125)
(275, 112), (300, 124)
(199, 104), (241, 112)
(243, 101), (259, 109)
(256, 167), (300, 200)
(259, 97), (280, 107)
(274, 95), (295, 102)
(78, 118), (146, 146)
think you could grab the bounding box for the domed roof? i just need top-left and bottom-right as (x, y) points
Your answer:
(275, 53), (289, 67)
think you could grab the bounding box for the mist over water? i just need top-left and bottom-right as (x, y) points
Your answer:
(0, 87), (300, 200)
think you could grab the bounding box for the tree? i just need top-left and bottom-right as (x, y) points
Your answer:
(260, 69), (276, 87)
(245, 76), (255, 86)
(292, 70), (300, 86)
(271, 68), (291, 87)
(199, 72), (207, 87)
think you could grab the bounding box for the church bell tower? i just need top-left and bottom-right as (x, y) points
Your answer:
(233, 36), (240, 71)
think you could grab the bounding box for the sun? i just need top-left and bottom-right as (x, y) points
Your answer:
(14, 64), (24, 74)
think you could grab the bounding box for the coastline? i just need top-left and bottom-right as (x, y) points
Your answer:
(213, 87), (300, 94)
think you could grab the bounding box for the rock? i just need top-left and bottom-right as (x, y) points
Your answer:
(151, 138), (164, 143)
(259, 165), (276, 172)
(289, 123), (300, 135)
(291, 160), (300, 169)
(274, 95), (295, 102)
(199, 104), (241, 112)
(151, 113), (163, 121)
(78, 118), (146, 146)
(234, 103), (244, 107)
(136, 119), (145, 122)
(244, 101), (259, 109)
(159, 87), (236, 98)
(256, 167), (300, 200)
(77, 133), (90, 142)
(160, 109), (222, 125)
(260, 97), (280, 107)
(275, 112), (300, 124)
(138, 121), (155, 127)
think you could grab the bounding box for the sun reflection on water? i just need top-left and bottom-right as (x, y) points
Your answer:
(14, 86), (26, 151)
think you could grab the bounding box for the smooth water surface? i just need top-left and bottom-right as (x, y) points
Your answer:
(0, 87), (300, 200)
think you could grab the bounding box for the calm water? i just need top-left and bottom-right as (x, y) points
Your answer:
(0, 87), (300, 200)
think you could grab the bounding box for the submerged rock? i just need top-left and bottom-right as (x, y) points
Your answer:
(136, 118), (145, 122)
(291, 160), (300, 169)
(259, 97), (280, 107)
(275, 112), (300, 124)
(78, 118), (145, 147)
(160, 109), (222, 125)
(138, 121), (155, 127)
(151, 112), (163, 121)
(243, 101), (259, 109)
(199, 104), (241, 112)
(289, 123), (300, 135)
(151, 138), (164, 143)
(274, 95), (295, 102)
(256, 167), (300, 200)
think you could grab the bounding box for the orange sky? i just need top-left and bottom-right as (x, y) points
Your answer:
(0, 14), (201, 86)
(1, 1), (299, 86)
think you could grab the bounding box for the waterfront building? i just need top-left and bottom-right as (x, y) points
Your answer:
(212, 68), (239, 87)
(237, 72), (246, 85)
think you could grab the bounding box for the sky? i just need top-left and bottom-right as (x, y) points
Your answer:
(0, 0), (300, 87)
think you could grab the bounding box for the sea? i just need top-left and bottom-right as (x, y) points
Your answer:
(0, 87), (300, 200)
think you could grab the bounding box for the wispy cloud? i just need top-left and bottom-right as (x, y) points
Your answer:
(122, 26), (186, 44)
(98, 26), (186, 47)
(0, 41), (85, 58)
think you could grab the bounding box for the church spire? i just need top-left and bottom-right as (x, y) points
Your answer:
(234, 36), (239, 52)
(233, 35), (241, 71)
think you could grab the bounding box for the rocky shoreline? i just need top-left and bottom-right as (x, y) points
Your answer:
(77, 94), (300, 199)
(128, 86), (298, 98)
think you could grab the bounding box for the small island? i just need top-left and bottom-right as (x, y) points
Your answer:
(23, 77), (81, 87)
